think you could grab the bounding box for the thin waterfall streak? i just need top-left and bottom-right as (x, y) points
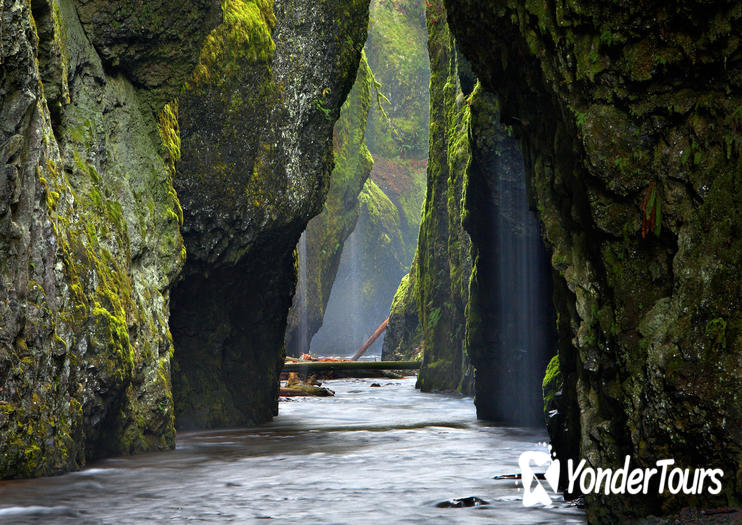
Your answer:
(489, 146), (555, 427)
(298, 231), (308, 355)
(350, 230), (361, 347)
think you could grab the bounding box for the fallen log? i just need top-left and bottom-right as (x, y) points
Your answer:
(282, 360), (420, 372)
(279, 386), (334, 397)
(351, 317), (389, 360)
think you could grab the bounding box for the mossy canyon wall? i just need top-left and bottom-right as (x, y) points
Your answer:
(391, 0), (742, 520)
(170, 0), (370, 428)
(0, 0), (219, 477)
(0, 0), (370, 475)
(3, 1), (742, 523)
(301, 0), (430, 357)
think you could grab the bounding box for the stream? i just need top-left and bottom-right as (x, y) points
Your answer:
(0, 377), (585, 523)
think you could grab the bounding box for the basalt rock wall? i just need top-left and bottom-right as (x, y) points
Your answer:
(171, 0), (369, 428)
(0, 0), (219, 477)
(445, 0), (742, 520)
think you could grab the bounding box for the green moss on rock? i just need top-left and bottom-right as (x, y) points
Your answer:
(382, 267), (422, 361)
(365, 0), (430, 160)
(542, 354), (562, 414)
(0, 0), (216, 478)
(384, 0), (474, 393)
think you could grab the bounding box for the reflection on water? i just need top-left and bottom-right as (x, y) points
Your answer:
(0, 377), (584, 524)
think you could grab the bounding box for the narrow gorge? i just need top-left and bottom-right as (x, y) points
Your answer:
(1, 0), (740, 523)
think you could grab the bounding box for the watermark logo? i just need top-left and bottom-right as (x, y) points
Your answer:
(518, 448), (724, 507)
(519, 447), (560, 507)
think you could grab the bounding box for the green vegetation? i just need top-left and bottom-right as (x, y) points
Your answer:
(542, 355), (562, 413)
(364, 0), (429, 159)
(387, 0), (473, 394)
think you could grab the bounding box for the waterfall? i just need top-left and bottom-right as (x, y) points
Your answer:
(348, 228), (362, 347)
(489, 149), (555, 427)
(297, 230), (309, 355)
(309, 227), (368, 357)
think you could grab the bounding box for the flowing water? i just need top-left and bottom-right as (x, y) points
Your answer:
(488, 143), (556, 427)
(296, 231), (309, 355)
(0, 377), (584, 524)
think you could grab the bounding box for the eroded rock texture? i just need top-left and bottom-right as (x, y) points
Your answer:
(0, 0), (218, 477)
(172, 0), (369, 428)
(445, 0), (742, 520)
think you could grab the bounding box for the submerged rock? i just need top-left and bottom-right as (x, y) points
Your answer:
(435, 496), (489, 508)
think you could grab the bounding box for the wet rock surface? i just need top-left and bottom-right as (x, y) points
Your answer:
(0, 0), (218, 477)
(444, 0), (742, 520)
(435, 496), (489, 508)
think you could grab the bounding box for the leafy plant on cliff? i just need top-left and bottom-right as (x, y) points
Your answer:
(640, 181), (662, 238)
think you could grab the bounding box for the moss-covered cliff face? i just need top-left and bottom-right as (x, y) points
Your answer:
(171, 0), (369, 428)
(445, 0), (742, 520)
(381, 0), (474, 390)
(284, 56), (373, 357)
(365, 0), (429, 160)
(305, 1), (429, 357)
(365, 0), (429, 263)
(382, 261), (422, 361)
(0, 0), (218, 477)
(310, 177), (408, 355)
